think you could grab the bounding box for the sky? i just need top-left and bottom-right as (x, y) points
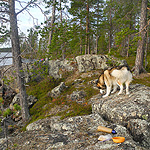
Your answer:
(16, 0), (70, 35)
(0, 0), (70, 48)
(16, 1), (46, 35)
(0, 1), (46, 48)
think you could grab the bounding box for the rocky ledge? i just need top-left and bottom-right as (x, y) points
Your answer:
(0, 84), (149, 150)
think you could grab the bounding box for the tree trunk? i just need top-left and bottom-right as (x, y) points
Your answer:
(95, 35), (98, 54)
(80, 17), (83, 54)
(85, 0), (90, 54)
(145, 26), (148, 68)
(47, 0), (56, 57)
(95, 1), (100, 55)
(127, 35), (130, 57)
(108, 0), (112, 53)
(9, 0), (30, 121)
(134, 0), (147, 75)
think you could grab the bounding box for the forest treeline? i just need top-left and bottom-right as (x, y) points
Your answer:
(1, 0), (150, 60)
(18, 0), (149, 60)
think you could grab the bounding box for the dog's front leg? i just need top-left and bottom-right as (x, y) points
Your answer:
(111, 84), (117, 93)
(103, 85), (111, 98)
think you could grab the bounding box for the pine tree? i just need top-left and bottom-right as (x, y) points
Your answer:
(134, 0), (148, 75)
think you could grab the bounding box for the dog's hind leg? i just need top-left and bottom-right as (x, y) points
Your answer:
(125, 81), (130, 95)
(117, 80), (123, 95)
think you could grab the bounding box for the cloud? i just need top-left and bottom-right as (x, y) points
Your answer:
(16, 3), (45, 35)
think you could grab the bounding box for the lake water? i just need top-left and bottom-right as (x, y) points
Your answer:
(0, 52), (12, 66)
(0, 52), (38, 66)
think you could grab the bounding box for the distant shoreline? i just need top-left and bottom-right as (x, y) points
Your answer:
(0, 48), (12, 52)
(0, 52), (12, 66)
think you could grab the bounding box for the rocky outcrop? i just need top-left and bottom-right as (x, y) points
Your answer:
(91, 84), (150, 124)
(2, 113), (147, 150)
(127, 119), (150, 147)
(75, 55), (127, 73)
(67, 90), (87, 104)
(50, 82), (67, 98)
(91, 84), (150, 148)
(48, 59), (76, 79)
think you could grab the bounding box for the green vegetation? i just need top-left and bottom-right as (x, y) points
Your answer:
(132, 75), (150, 87)
(26, 70), (98, 124)
(26, 76), (62, 121)
(3, 108), (12, 117)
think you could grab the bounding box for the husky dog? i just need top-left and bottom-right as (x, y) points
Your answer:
(97, 66), (132, 98)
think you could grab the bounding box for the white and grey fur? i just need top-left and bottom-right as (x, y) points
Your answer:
(97, 66), (133, 98)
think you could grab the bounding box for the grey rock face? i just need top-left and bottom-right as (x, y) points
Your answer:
(75, 55), (127, 73)
(127, 119), (150, 148)
(50, 82), (66, 97)
(92, 84), (150, 148)
(76, 54), (108, 72)
(92, 84), (150, 124)
(16, 113), (147, 150)
(68, 90), (87, 103)
(48, 59), (75, 79)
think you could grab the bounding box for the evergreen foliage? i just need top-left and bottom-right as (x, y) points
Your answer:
(1, 0), (150, 62)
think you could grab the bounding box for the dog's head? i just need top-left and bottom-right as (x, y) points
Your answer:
(96, 74), (106, 94)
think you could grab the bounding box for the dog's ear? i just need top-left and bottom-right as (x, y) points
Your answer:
(97, 74), (102, 84)
(97, 83), (100, 87)
(97, 82), (106, 89)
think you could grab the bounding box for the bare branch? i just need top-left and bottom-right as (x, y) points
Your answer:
(0, 16), (9, 22)
(16, 0), (47, 26)
(16, 0), (34, 16)
(135, 19), (150, 35)
(31, 2), (48, 21)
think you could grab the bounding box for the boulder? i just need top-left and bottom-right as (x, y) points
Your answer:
(127, 119), (150, 148)
(75, 55), (127, 73)
(10, 94), (37, 109)
(50, 82), (66, 98)
(67, 90), (86, 104)
(76, 54), (108, 72)
(25, 114), (144, 150)
(48, 59), (76, 79)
